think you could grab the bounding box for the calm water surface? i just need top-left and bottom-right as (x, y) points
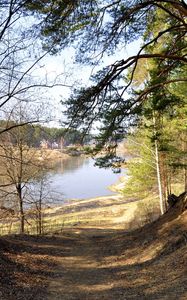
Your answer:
(48, 156), (120, 201)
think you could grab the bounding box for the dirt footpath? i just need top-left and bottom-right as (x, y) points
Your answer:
(46, 228), (116, 300)
(1, 209), (187, 300)
(43, 222), (186, 300)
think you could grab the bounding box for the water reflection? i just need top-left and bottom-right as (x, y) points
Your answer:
(50, 156), (89, 175)
(48, 156), (119, 201)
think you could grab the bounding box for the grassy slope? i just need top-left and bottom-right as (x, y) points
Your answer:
(0, 193), (160, 235)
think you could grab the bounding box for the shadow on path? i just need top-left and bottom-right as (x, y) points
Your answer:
(1, 216), (187, 300)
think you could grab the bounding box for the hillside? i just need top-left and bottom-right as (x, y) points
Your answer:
(0, 193), (186, 300)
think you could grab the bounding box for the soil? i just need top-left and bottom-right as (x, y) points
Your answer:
(0, 199), (187, 300)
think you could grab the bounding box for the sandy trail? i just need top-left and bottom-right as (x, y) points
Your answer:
(42, 223), (187, 300)
(46, 228), (116, 300)
(1, 215), (186, 300)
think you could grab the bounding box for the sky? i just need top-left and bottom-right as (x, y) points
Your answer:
(34, 39), (142, 128)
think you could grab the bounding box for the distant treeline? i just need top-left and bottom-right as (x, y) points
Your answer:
(0, 120), (92, 148)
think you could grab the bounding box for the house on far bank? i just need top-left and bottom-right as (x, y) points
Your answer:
(51, 142), (59, 149)
(40, 139), (50, 149)
(40, 139), (63, 149)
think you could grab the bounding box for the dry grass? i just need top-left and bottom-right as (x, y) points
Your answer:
(0, 194), (160, 235)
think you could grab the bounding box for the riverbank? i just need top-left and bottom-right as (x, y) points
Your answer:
(0, 192), (160, 235)
(42, 191), (160, 232)
(34, 148), (70, 161)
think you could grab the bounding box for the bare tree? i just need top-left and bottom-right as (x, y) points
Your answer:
(0, 102), (49, 233)
(26, 174), (60, 235)
(0, 0), (72, 135)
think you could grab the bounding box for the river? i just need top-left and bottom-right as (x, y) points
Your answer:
(48, 156), (120, 201)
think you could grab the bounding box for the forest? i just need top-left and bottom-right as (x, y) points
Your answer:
(0, 120), (87, 147)
(0, 1), (186, 299)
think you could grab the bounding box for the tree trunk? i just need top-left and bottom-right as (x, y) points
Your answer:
(183, 138), (187, 192)
(37, 182), (44, 235)
(155, 139), (165, 215)
(38, 201), (42, 235)
(17, 184), (24, 234)
(160, 152), (168, 211)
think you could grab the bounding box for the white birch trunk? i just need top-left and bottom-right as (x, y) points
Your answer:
(155, 139), (165, 215)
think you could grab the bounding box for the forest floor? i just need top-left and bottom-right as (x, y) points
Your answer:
(0, 196), (187, 300)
